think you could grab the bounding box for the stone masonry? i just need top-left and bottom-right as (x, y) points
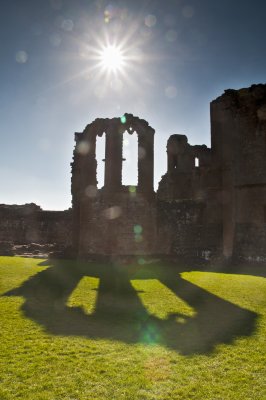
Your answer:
(1, 84), (265, 262)
(71, 85), (266, 262)
(71, 114), (156, 258)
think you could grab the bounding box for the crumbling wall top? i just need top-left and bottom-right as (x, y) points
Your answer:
(211, 84), (266, 109)
(76, 113), (155, 141)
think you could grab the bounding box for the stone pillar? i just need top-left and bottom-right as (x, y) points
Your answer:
(210, 97), (236, 259)
(167, 152), (176, 172)
(74, 133), (97, 190)
(138, 129), (154, 195)
(71, 131), (97, 256)
(104, 123), (123, 191)
(167, 138), (176, 173)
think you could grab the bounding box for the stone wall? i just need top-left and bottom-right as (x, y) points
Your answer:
(211, 84), (266, 261)
(77, 190), (156, 257)
(1, 85), (265, 262)
(71, 114), (156, 257)
(156, 200), (222, 259)
(234, 224), (266, 262)
(0, 204), (72, 246)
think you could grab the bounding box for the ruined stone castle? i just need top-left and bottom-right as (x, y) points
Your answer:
(1, 84), (266, 262)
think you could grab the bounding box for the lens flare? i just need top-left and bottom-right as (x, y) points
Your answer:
(120, 115), (127, 124)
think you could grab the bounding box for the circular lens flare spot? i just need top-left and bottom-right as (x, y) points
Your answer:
(134, 225), (143, 235)
(121, 115), (127, 124)
(100, 45), (124, 72)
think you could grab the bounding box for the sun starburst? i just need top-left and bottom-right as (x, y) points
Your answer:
(99, 45), (125, 72)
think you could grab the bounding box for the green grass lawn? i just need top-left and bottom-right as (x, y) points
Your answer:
(0, 256), (265, 400)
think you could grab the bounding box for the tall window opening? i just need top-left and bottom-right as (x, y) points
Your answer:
(195, 157), (199, 167)
(122, 131), (138, 186)
(95, 133), (106, 188)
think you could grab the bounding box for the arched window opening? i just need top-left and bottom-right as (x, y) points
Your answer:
(122, 131), (138, 186)
(95, 133), (106, 188)
(195, 157), (199, 168)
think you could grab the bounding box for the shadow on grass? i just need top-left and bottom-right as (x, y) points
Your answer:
(3, 259), (258, 355)
(217, 262), (266, 278)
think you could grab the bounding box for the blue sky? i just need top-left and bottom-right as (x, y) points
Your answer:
(1, 0), (266, 210)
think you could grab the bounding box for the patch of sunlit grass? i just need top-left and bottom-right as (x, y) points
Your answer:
(67, 277), (99, 315)
(131, 279), (195, 320)
(182, 271), (266, 314)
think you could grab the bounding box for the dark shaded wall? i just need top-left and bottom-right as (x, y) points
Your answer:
(156, 134), (223, 260)
(0, 204), (72, 245)
(78, 191), (156, 257)
(156, 200), (222, 260)
(71, 114), (156, 258)
(71, 87), (266, 260)
(1, 85), (265, 262)
(211, 84), (266, 261)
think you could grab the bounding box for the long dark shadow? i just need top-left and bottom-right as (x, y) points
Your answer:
(3, 259), (258, 355)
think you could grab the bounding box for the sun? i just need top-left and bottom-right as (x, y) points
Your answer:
(99, 45), (125, 72)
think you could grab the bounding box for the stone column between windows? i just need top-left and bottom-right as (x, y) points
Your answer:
(138, 129), (154, 194)
(104, 122), (123, 191)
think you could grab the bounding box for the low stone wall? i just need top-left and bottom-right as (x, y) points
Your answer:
(2, 203), (266, 263)
(0, 204), (72, 246)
